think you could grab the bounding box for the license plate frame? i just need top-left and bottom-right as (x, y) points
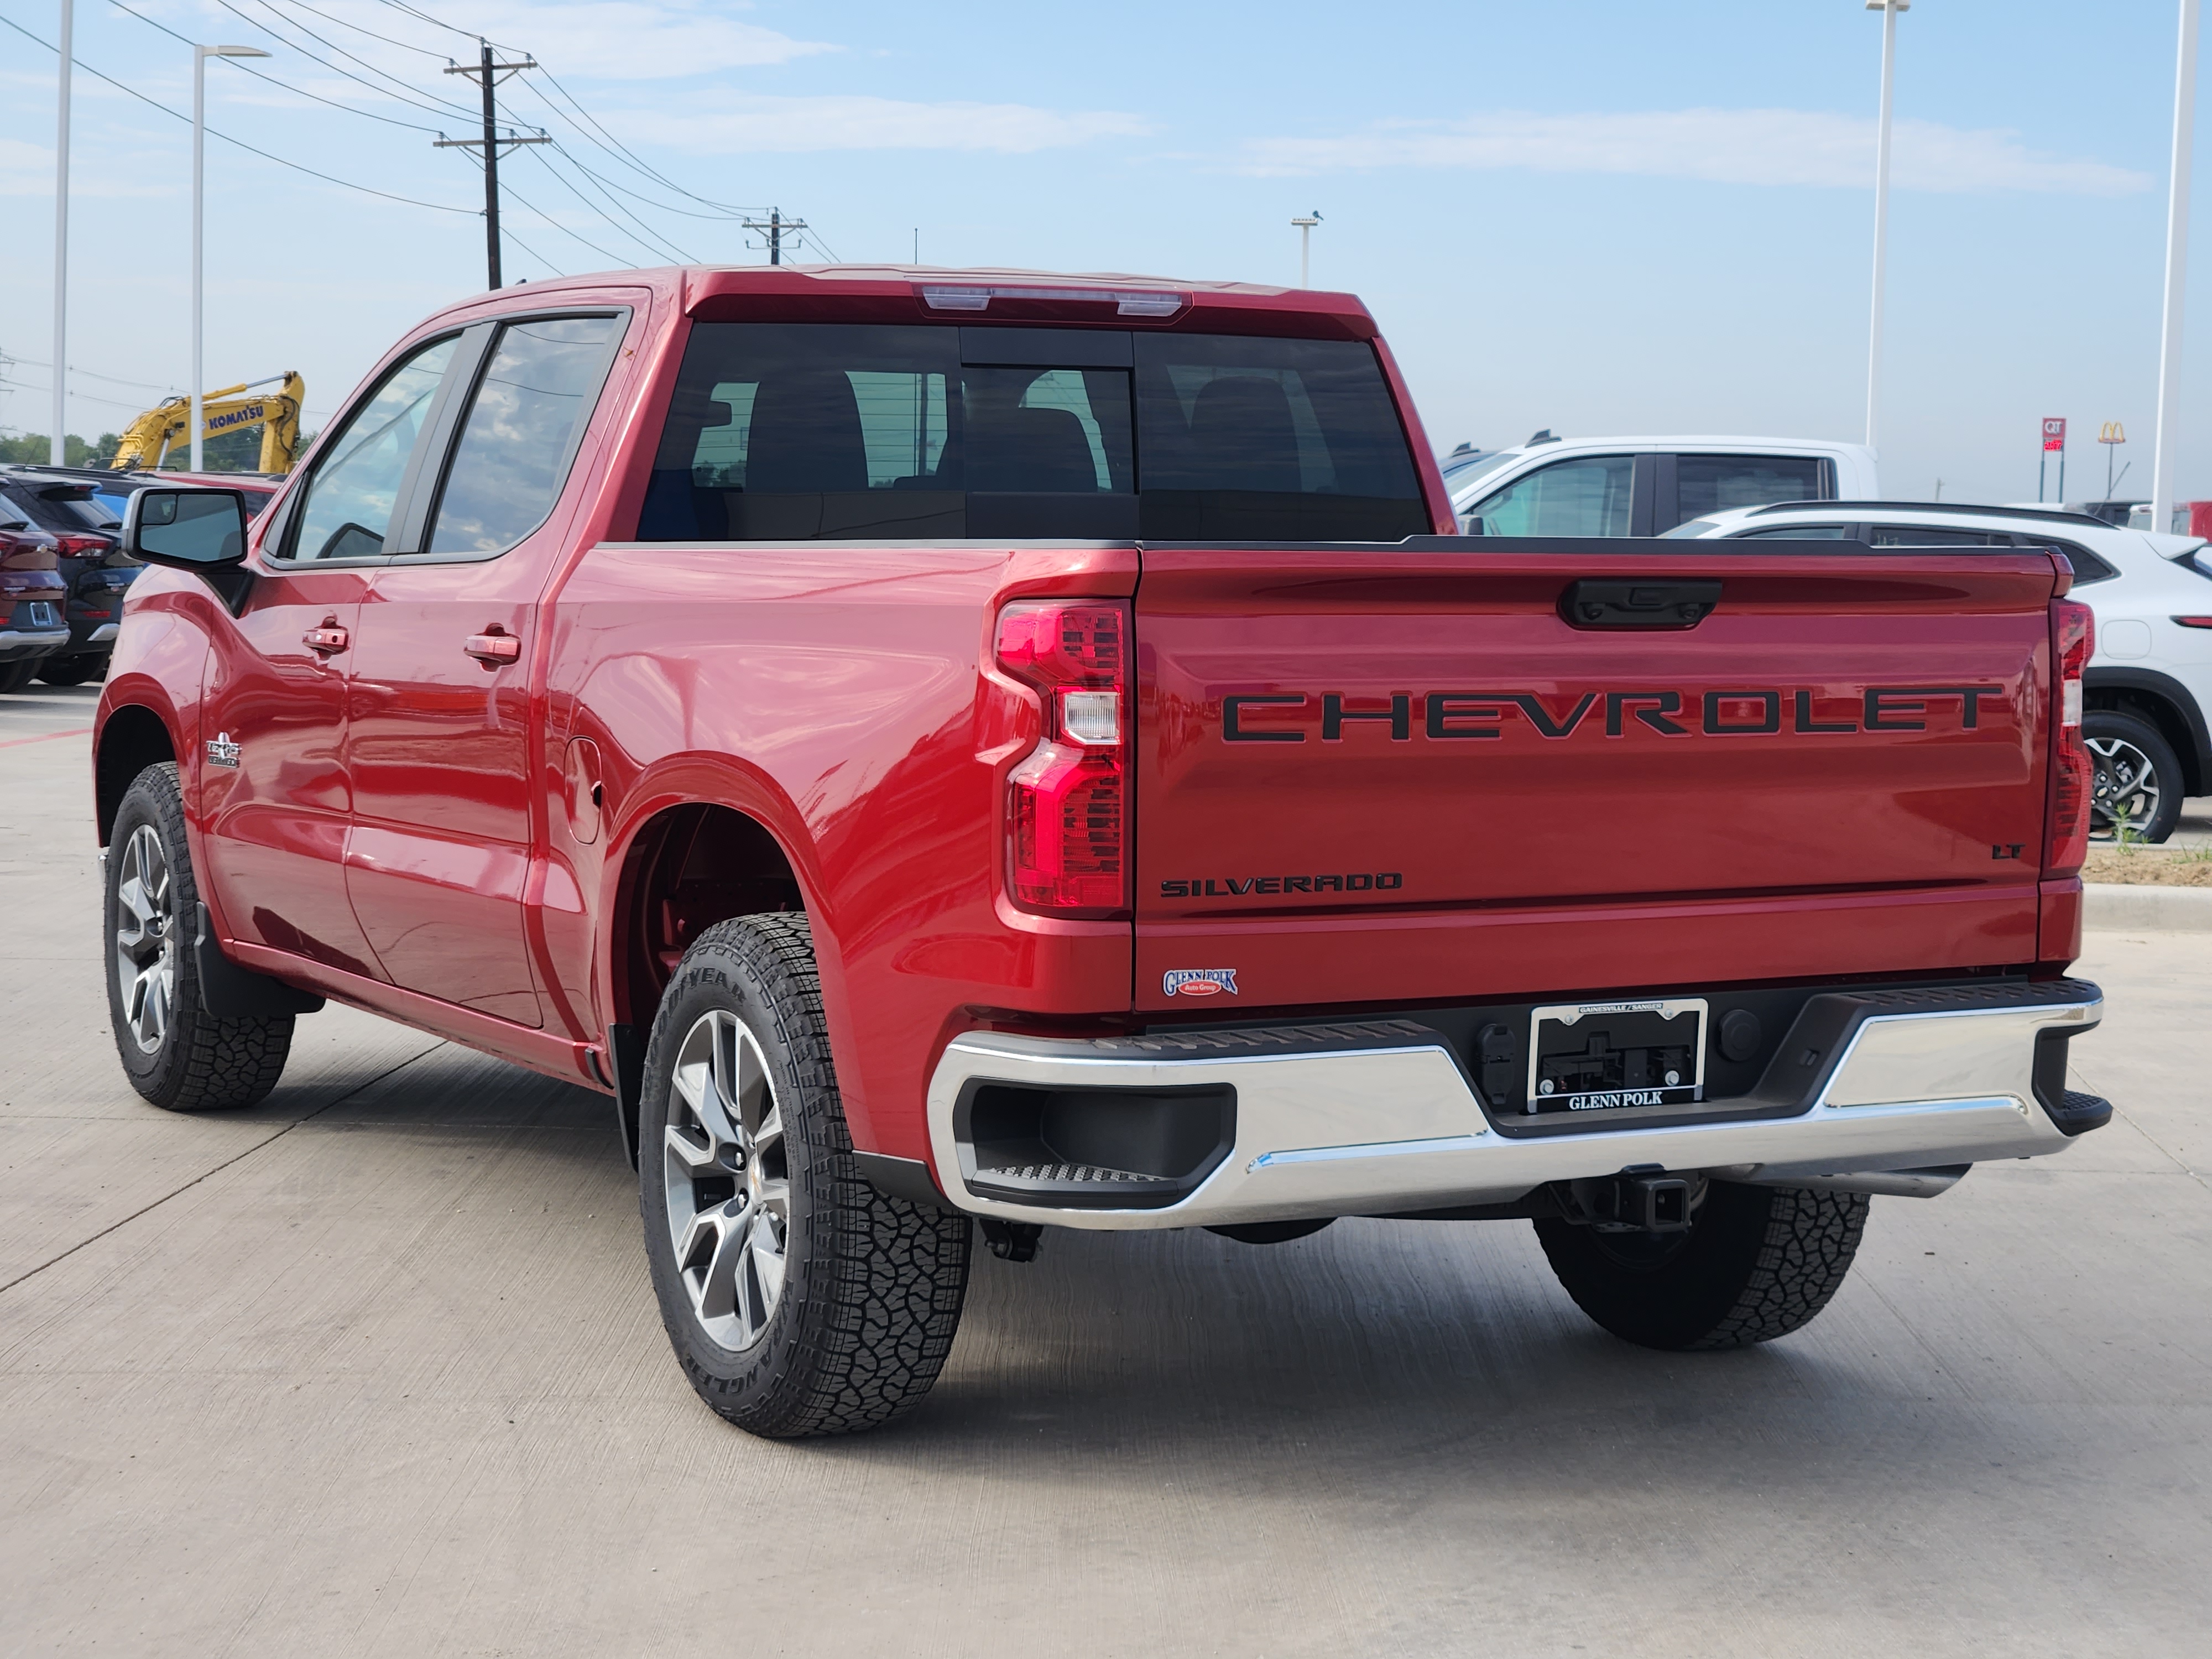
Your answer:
(1524, 997), (1708, 1115)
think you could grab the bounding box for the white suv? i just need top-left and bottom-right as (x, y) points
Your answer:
(1445, 434), (1879, 537)
(1668, 500), (2212, 842)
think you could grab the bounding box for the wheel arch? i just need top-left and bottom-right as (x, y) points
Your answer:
(94, 703), (180, 846)
(2082, 666), (2209, 796)
(604, 782), (820, 1035)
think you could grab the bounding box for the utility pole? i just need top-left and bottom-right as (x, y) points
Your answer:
(1292, 211), (1321, 287)
(51, 0), (71, 465)
(744, 209), (806, 266)
(1864, 0), (1908, 453)
(436, 41), (545, 290)
(2153, 0), (2201, 535)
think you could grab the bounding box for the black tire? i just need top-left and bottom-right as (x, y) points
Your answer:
(104, 762), (294, 1110)
(1533, 1180), (1869, 1350)
(37, 656), (98, 687)
(2085, 709), (2184, 844)
(639, 914), (972, 1438)
(0, 660), (37, 693)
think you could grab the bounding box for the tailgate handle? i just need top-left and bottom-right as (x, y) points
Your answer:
(1559, 578), (1721, 630)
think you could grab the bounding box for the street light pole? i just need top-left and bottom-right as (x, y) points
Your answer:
(51, 0), (71, 466)
(191, 44), (268, 473)
(1864, 0), (1908, 454)
(2153, 0), (2201, 536)
(1292, 212), (1321, 288)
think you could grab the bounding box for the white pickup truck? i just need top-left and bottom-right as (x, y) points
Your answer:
(1445, 433), (1879, 536)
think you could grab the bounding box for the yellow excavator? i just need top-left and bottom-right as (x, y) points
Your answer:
(109, 372), (305, 473)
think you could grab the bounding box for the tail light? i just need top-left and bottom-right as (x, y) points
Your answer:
(2044, 598), (2095, 876)
(53, 534), (110, 558)
(996, 600), (1130, 917)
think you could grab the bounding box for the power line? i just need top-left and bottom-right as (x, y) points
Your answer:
(88, 0), (828, 269)
(527, 65), (762, 217)
(375, 0), (503, 48)
(0, 9), (477, 215)
(533, 143), (693, 263)
(500, 180), (631, 267)
(105, 0), (447, 131)
(499, 226), (568, 280)
(213, 0), (478, 121)
(3, 356), (178, 395)
(268, 0), (452, 60)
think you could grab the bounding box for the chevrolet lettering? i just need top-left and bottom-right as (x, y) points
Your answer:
(90, 262), (2110, 1443)
(1220, 686), (2002, 741)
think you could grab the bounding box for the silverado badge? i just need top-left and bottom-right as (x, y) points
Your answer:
(205, 732), (241, 769)
(1164, 968), (1238, 999)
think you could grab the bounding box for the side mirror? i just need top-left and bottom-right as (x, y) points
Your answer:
(122, 488), (249, 571)
(1462, 514), (1487, 536)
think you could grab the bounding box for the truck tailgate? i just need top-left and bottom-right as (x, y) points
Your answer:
(1133, 544), (2059, 1013)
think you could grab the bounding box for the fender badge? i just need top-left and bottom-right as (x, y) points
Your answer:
(205, 732), (241, 769)
(1164, 968), (1238, 999)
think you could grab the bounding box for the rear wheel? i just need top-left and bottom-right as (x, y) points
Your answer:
(0, 660), (37, 693)
(103, 762), (294, 1110)
(1533, 1180), (1868, 1350)
(2085, 709), (2183, 844)
(639, 914), (972, 1438)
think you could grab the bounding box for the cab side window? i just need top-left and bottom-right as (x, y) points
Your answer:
(1468, 456), (1632, 536)
(284, 335), (457, 562)
(1676, 455), (1829, 520)
(425, 315), (624, 556)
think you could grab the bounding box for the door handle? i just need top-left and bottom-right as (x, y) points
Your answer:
(465, 630), (522, 667)
(302, 624), (350, 654)
(1558, 578), (1721, 630)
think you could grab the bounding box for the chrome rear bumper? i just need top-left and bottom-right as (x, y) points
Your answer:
(923, 983), (2104, 1230)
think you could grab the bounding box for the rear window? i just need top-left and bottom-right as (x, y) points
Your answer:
(2, 486), (117, 534)
(635, 324), (1424, 542)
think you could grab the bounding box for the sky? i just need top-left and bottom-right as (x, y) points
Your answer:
(0, 0), (2204, 505)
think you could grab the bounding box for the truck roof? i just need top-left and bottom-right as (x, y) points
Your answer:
(436, 264), (1383, 341)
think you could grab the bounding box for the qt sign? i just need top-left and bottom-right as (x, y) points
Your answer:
(2043, 417), (2067, 453)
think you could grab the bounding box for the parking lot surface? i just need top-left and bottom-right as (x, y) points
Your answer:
(3, 683), (2209, 1657)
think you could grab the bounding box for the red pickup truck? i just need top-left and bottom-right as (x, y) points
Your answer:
(94, 265), (2111, 1438)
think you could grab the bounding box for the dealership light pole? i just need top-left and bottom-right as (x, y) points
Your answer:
(2153, 0), (2201, 535)
(1292, 212), (1321, 287)
(192, 44), (268, 472)
(1864, 0), (1908, 454)
(51, 0), (72, 466)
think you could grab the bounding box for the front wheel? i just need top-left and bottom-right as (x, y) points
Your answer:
(104, 762), (295, 1110)
(1533, 1181), (1869, 1350)
(638, 914), (972, 1438)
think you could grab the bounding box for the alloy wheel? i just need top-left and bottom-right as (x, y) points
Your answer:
(2088, 735), (2161, 841)
(113, 823), (177, 1055)
(663, 1009), (790, 1349)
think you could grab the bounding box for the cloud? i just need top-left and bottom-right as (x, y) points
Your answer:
(608, 93), (1154, 154)
(310, 0), (836, 80)
(1234, 108), (2151, 197)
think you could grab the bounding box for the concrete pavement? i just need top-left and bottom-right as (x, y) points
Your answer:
(3, 684), (2209, 1657)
